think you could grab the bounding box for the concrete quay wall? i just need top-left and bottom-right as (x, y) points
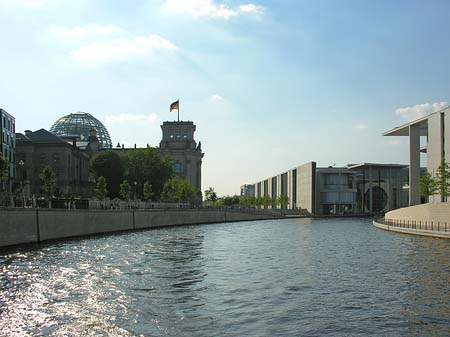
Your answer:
(0, 209), (278, 248)
(385, 203), (450, 223)
(373, 219), (450, 239)
(373, 203), (450, 239)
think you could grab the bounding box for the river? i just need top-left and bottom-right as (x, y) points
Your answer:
(1, 217), (449, 336)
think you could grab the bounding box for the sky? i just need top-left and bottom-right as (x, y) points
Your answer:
(1, 0), (450, 196)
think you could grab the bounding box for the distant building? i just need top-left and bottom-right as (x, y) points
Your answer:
(240, 184), (255, 196)
(243, 161), (409, 215)
(0, 109), (15, 192)
(384, 106), (450, 205)
(16, 129), (92, 197)
(159, 121), (204, 191)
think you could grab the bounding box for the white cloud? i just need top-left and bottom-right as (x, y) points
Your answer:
(355, 123), (366, 130)
(48, 24), (124, 40)
(162, 0), (265, 19)
(239, 3), (264, 14)
(210, 94), (225, 101)
(71, 35), (178, 64)
(395, 101), (448, 121)
(106, 113), (159, 123)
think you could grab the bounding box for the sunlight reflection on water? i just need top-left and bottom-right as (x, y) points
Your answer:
(1, 218), (449, 336)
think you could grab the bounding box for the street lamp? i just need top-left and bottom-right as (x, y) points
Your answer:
(134, 181), (137, 200)
(18, 160), (25, 207)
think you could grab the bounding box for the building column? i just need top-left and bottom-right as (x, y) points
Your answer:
(409, 124), (421, 206)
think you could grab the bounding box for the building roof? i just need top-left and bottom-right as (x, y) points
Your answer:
(347, 163), (408, 170)
(383, 106), (449, 137)
(25, 129), (67, 144)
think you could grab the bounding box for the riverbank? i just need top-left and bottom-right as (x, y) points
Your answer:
(373, 203), (450, 239)
(373, 218), (450, 239)
(0, 208), (284, 249)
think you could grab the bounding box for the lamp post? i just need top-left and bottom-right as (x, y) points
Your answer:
(18, 160), (25, 207)
(134, 181), (137, 200)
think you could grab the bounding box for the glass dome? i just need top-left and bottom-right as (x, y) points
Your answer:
(50, 112), (112, 149)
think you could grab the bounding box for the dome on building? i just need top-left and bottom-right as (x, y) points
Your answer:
(50, 112), (112, 149)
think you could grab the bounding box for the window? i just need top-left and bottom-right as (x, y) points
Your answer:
(174, 162), (184, 173)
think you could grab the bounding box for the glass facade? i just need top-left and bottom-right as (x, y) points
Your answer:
(50, 112), (112, 149)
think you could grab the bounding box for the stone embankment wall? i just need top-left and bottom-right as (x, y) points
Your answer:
(0, 209), (280, 248)
(385, 203), (450, 223)
(373, 203), (450, 239)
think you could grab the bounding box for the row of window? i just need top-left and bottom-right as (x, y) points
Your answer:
(2, 146), (14, 163)
(2, 116), (15, 133)
(2, 131), (15, 148)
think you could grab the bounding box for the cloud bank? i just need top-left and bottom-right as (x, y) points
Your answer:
(395, 101), (448, 121)
(71, 35), (178, 64)
(162, 0), (265, 19)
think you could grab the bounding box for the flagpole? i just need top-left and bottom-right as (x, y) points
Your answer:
(178, 99), (180, 122)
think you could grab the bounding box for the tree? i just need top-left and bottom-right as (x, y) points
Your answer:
(143, 181), (154, 201)
(0, 154), (7, 190)
(95, 176), (108, 200)
(123, 148), (173, 200)
(262, 195), (273, 208)
(0, 154), (8, 206)
(256, 196), (263, 208)
(419, 171), (438, 202)
(277, 194), (290, 209)
(204, 187), (218, 202)
(91, 150), (124, 198)
(39, 165), (57, 197)
(161, 177), (201, 204)
(119, 180), (130, 200)
(435, 159), (450, 202)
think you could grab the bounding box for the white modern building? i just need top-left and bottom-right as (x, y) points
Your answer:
(242, 161), (409, 215)
(384, 106), (450, 204)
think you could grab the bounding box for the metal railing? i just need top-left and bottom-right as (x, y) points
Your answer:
(374, 216), (450, 233)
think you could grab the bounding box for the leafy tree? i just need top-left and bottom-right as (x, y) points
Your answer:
(0, 154), (8, 205)
(123, 148), (173, 200)
(277, 194), (290, 209)
(204, 187), (218, 202)
(435, 159), (450, 202)
(0, 154), (7, 193)
(95, 176), (108, 200)
(161, 177), (200, 204)
(0, 154), (7, 184)
(256, 196), (263, 208)
(214, 198), (225, 207)
(91, 150), (124, 198)
(119, 180), (130, 200)
(39, 165), (57, 197)
(262, 195), (273, 208)
(143, 181), (154, 201)
(419, 171), (438, 202)
(222, 195), (240, 206)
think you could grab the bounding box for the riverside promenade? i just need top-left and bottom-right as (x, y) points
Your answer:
(373, 203), (450, 239)
(0, 207), (286, 249)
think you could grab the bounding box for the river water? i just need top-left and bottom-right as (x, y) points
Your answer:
(0, 218), (449, 336)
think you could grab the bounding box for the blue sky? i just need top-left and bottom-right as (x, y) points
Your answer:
(1, 0), (449, 196)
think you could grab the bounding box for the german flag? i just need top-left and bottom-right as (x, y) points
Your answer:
(170, 100), (179, 111)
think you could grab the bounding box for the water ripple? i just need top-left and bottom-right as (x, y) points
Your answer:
(1, 218), (450, 336)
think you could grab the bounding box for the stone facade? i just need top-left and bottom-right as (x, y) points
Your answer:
(0, 109), (16, 192)
(16, 129), (92, 197)
(159, 121), (204, 191)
